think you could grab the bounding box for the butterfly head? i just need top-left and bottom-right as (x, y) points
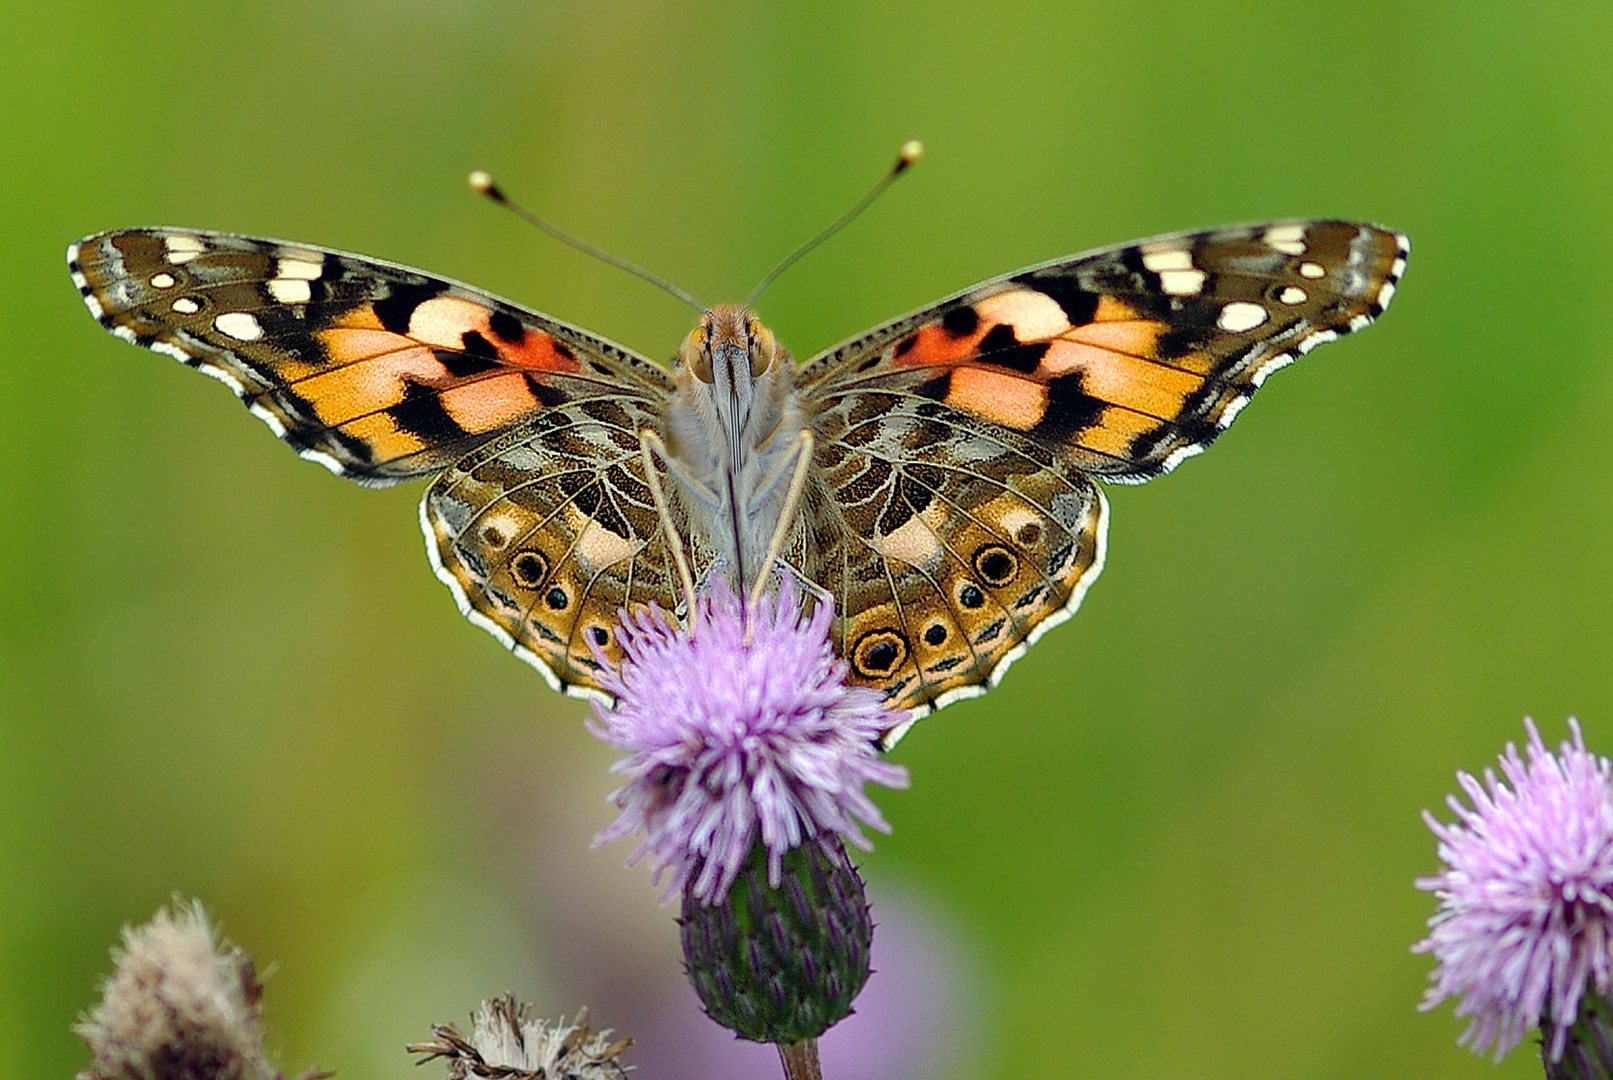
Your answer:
(676, 304), (784, 460)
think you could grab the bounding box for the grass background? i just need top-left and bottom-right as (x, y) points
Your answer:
(5, 2), (1610, 1077)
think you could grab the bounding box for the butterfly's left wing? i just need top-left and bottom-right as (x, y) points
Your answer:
(68, 228), (674, 485)
(70, 228), (689, 696)
(797, 220), (1407, 727)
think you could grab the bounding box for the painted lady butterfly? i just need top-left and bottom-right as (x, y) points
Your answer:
(68, 213), (1406, 742)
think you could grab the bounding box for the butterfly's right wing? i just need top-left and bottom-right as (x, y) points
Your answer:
(796, 220), (1407, 728)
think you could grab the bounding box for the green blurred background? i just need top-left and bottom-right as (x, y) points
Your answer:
(5, 1), (1609, 1077)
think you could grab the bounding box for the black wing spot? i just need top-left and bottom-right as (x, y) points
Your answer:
(388, 380), (464, 441)
(1156, 325), (1215, 361)
(510, 550), (549, 588)
(1030, 374), (1107, 443)
(545, 586), (570, 611)
(488, 309), (525, 343)
(525, 374), (568, 408)
(941, 305), (980, 337)
(976, 323), (1049, 374)
(459, 330), (499, 360)
(436, 345), (502, 379)
(852, 629), (910, 678)
(923, 622), (948, 646)
(959, 583), (985, 609)
(973, 545), (1018, 587)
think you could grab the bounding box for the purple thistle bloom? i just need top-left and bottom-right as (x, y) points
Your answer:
(1415, 718), (1613, 1061)
(589, 580), (909, 904)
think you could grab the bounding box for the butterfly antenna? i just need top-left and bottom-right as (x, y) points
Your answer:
(743, 140), (923, 308)
(468, 171), (705, 312)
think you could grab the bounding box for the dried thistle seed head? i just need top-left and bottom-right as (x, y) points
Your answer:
(408, 994), (631, 1080)
(75, 900), (289, 1080)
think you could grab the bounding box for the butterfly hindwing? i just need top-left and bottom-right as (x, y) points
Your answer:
(798, 220), (1407, 721)
(802, 391), (1108, 725)
(421, 393), (691, 699)
(68, 228), (674, 485)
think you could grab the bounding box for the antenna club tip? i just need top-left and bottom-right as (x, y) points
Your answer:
(467, 170), (503, 200)
(895, 140), (924, 172)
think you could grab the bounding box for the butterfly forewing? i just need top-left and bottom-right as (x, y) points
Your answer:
(802, 220), (1408, 482)
(68, 229), (673, 485)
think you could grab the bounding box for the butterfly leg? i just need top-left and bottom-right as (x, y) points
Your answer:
(638, 428), (700, 621)
(748, 429), (815, 613)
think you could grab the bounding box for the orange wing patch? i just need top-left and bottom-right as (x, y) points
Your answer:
(891, 288), (1206, 455)
(943, 367), (1048, 428)
(303, 298), (585, 448)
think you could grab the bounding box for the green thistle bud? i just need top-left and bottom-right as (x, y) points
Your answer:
(680, 833), (873, 1044)
(1546, 991), (1613, 1080)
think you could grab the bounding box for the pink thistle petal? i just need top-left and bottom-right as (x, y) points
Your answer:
(589, 580), (909, 903)
(1415, 718), (1613, 1061)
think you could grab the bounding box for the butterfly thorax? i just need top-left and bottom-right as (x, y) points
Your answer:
(665, 304), (806, 591)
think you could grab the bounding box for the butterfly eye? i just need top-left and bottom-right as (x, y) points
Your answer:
(680, 327), (714, 383)
(748, 320), (777, 377)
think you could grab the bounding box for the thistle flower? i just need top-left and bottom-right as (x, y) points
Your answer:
(1415, 718), (1613, 1062)
(590, 579), (908, 904)
(408, 995), (631, 1080)
(75, 900), (293, 1080)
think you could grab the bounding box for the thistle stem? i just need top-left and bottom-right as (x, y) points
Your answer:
(777, 1038), (823, 1080)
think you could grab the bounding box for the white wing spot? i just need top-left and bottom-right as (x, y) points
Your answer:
(149, 272), (176, 289)
(1278, 286), (1307, 305)
(274, 256), (323, 280)
(1298, 261), (1326, 279)
(214, 311), (263, 341)
(1141, 247), (1194, 273)
(1217, 301), (1269, 333)
(171, 297), (200, 315)
(1376, 279), (1397, 309)
(1262, 224), (1306, 256)
(164, 234), (205, 264)
(1158, 268), (1207, 296)
(267, 278), (312, 304)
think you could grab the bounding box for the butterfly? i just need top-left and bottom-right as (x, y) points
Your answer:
(68, 218), (1406, 742)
